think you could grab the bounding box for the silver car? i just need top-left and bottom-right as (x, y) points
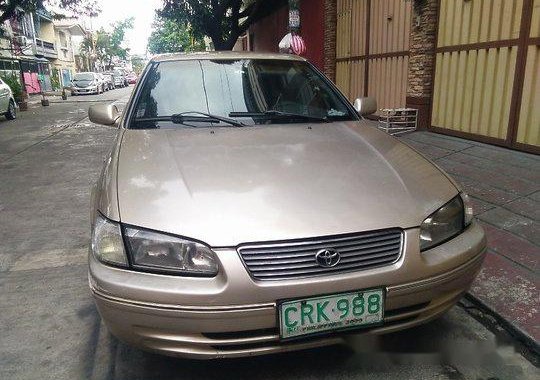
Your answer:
(88, 52), (486, 359)
(72, 72), (102, 95)
(0, 77), (17, 120)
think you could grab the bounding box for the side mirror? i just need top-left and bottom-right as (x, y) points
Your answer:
(353, 97), (377, 116)
(89, 104), (120, 126)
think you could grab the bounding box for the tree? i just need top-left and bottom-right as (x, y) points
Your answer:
(147, 15), (205, 54)
(159, 0), (288, 50)
(78, 18), (134, 71)
(130, 56), (145, 74)
(78, 32), (94, 70)
(104, 17), (134, 67)
(0, 0), (100, 24)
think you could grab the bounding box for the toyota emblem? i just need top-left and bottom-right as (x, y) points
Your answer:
(315, 249), (341, 268)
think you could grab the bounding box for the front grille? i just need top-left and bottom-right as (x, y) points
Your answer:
(238, 229), (403, 280)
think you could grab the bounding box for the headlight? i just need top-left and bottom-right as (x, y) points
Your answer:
(419, 193), (473, 251)
(461, 192), (474, 227)
(124, 226), (219, 276)
(91, 213), (128, 266)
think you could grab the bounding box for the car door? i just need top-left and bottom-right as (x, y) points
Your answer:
(0, 79), (9, 113)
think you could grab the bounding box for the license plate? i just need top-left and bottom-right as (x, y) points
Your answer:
(278, 288), (384, 339)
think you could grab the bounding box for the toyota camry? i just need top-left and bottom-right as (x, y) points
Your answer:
(88, 52), (486, 359)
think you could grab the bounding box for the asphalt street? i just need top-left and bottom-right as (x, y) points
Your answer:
(0, 86), (538, 380)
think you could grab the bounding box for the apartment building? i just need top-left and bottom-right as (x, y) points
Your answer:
(0, 8), (85, 94)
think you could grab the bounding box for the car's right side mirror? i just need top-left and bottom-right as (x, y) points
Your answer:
(353, 97), (377, 116)
(89, 104), (121, 126)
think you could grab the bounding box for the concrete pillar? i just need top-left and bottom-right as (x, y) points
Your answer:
(406, 0), (439, 129)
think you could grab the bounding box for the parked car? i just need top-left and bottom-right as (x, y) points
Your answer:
(103, 73), (114, 90)
(88, 52), (486, 359)
(0, 77), (17, 120)
(71, 72), (103, 95)
(96, 73), (108, 92)
(112, 69), (127, 88)
(125, 72), (137, 84)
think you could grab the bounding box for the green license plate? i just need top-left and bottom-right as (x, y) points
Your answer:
(278, 288), (385, 339)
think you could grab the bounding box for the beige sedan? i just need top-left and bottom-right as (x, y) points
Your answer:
(88, 52), (486, 359)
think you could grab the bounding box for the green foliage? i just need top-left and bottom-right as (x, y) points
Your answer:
(130, 56), (145, 74)
(0, 0), (100, 24)
(159, 0), (287, 50)
(79, 18), (134, 70)
(51, 68), (61, 90)
(106, 17), (134, 63)
(147, 16), (205, 54)
(0, 72), (23, 102)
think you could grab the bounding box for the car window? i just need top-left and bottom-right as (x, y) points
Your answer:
(131, 59), (356, 128)
(73, 73), (94, 81)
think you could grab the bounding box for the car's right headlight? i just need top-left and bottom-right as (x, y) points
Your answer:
(419, 193), (473, 251)
(123, 226), (219, 277)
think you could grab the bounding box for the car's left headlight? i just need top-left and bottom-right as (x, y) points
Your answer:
(123, 226), (219, 276)
(419, 193), (473, 251)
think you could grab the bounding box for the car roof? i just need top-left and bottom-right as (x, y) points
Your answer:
(150, 51), (307, 63)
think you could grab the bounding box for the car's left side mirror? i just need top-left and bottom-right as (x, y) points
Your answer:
(89, 104), (121, 126)
(353, 96), (377, 116)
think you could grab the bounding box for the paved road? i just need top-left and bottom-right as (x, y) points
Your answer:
(0, 88), (537, 379)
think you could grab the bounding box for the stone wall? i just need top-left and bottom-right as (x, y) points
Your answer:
(323, 0), (337, 82)
(406, 0), (439, 129)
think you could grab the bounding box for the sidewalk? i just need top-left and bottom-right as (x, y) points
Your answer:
(400, 131), (539, 349)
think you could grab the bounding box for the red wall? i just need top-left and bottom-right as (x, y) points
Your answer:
(299, 0), (325, 71)
(249, 0), (325, 71)
(250, 6), (289, 53)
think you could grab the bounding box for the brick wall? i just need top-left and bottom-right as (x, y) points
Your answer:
(406, 0), (439, 129)
(323, 0), (337, 82)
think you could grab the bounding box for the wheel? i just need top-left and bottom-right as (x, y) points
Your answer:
(5, 100), (16, 120)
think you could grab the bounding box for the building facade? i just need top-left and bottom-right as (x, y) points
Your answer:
(0, 9), (84, 95)
(52, 20), (85, 88)
(245, 0), (540, 154)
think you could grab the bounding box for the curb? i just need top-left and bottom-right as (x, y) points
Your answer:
(464, 292), (539, 357)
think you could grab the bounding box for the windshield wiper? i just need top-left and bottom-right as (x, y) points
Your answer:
(229, 110), (329, 122)
(134, 111), (246, 128)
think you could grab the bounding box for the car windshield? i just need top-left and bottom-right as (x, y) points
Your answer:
(73, 73), (94, 81)
(130, 59), (356, 128)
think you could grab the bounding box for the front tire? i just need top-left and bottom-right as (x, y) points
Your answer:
(5, 100), (16, 120)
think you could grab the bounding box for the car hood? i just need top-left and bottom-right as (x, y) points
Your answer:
(73, 80), (94, 87)
(116, 121), (457, 246)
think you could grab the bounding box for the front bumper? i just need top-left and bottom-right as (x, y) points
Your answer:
(89, 222), (486, 359)
(72, 86), (97, 94)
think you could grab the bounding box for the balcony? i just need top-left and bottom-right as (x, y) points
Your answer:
(34, 38), (57, 59)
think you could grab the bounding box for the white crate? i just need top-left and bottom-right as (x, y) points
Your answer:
(378, 108), (417, 135)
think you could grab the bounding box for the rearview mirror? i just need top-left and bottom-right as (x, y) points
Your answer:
(353, 97), (377, 116)
(88, 104), (121, 126)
